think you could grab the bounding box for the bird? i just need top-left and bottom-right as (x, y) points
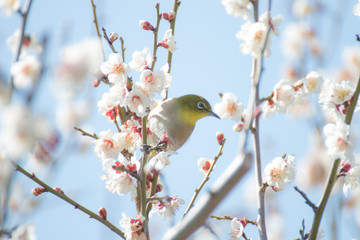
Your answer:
(147, 94), (220, 151)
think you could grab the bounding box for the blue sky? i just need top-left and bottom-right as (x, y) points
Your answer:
(1, 0), (360, 239)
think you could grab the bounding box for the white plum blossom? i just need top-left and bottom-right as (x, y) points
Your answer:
(54, 38), (103, 91)
(147, 151), (176, 172)
(197, 157), (214, 174)
(101, 157), (138, 198)
(10, 55), (41, 89)
(110, 83), (127, 106)
(149, 196), (184, 219)
(97, 84), (127, 122)
(113, 120), (142, 154)
(10, 224), (37, 240)
(129, 47), (152, 71)
(0, 105), (52, 159)
(214, 92), (244, 121)
(236, 21), (270, 58)
(343, 165), (360, 196)
(319, 79), (357, 121)
(259, 11), (283, 36)
(342, 46), (360, 77)
(123, 84), (154, 117)
(159, 29), (177, 52)
(264, 154), (296, 191)
(323, 121), (350, 160)
(230, 218), (244, 239)
(119, 213), (146, 240)
(0, 0), (20, 16)
(282, 22), (320, 60)
(221, 0), (251, 20)
(101, 53), (130, 85)
(140, 64), (171, 97)
(7, 29), (43, 57)
(94, 129), (118, 160)
(97, 92), (119, 122)
(274, 80), (295, 108)
(302, 71), (324, 94)
(354, 0), (360, 16)
(261, 99), (277, 118)
(292, 0), (314, 18)
(236, 12), (282, 58)
(271, 79), (296, 113)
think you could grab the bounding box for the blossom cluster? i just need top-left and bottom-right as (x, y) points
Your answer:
(264, 154), (296, 191)
(7, 29), (43, 90)
(90, 23), (186, 236)
(236, 12), (283, 59)
(262, 71), (324, 118)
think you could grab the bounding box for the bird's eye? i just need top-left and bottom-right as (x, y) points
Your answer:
(197, 102), (205, 110)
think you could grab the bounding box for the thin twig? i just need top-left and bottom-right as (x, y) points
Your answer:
(90, 0), (106, 61)
(259, 92), (274, 104)
(119, 37), (126, 62)
(299, 219), (308, 240)
(73, 127), (99, 139)
(11, 160), (126, 239)
(102, 27), (117, 53)
(150, 3), (161, 71)
(165, 0), (180, 75)
(164, 0), (181, 99)
(294, 186), (317, 213)
(183, 139), (226, 216)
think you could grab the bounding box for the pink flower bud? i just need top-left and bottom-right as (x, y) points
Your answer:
(161, 13), (169, 20)
(168, 11), (176, 20)
(139, 20), (155, 31)
(216, 131), (224, 145)
(98, 207), (107, 219)
(156, 183), (163, 193)
(53, 187), (64, 195)
(93, 79), (100, 87)
(341, 162), (352, 175)
(109, 32), (118, 43)
(233, 123), (244, 132)
(32, 187), (46, 196)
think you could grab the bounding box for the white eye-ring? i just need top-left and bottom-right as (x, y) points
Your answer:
(197, 101), (206, 110)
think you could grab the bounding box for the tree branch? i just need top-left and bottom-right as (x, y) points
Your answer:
(183, 139), (226, 216)
(11, 160), (126, 239)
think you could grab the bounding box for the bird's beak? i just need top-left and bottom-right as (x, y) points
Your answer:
(207, 110), (220, 119)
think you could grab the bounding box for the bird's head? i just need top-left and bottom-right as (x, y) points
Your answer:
(176, 94), (220, 126)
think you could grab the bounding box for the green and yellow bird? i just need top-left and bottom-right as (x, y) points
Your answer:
(147, 94), (220, 151)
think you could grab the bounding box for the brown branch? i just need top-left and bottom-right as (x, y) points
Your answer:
(183, 139), (226, 216)
(102, 27), (117, 53)
(11, 160), (126, 239)
(73, 127), (99, 139)
(90, 0), (105, 61)
(294, 186), (317, 213)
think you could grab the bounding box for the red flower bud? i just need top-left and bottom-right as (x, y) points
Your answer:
(109, 32), (119, 43)
(161, 13), (169, 20)
(53, 187), (64, 195)
(139, 20), (155, 31)
(216, 131), (224, 145)
(98, 207), (107, 219)
(32, 187), (46, 196)
(93, 79), (100, 87)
